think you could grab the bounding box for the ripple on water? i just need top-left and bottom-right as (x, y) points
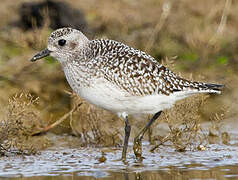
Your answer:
(1, 136), (238, 179)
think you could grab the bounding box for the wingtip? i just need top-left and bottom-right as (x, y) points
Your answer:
(205, 83), (225, 91)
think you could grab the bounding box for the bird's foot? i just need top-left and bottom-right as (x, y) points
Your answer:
(133, 138), (143, 161)
(121, 153), (127, 162)
(121, 157), (129, 165)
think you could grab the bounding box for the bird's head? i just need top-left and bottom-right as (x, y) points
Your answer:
(30, 27), (89, 63)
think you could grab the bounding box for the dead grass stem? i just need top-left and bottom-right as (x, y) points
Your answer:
(0, 92), (49, 155)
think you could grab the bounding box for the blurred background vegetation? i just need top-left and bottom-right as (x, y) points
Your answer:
(0, 0), (237, 152)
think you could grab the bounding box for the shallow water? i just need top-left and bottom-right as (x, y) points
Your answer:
(1, 120), (238, 180)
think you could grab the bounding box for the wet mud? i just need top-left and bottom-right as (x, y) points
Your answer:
(1, 119), (238, 180)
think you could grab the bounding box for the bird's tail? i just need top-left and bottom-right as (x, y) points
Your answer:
(191, 82), (225, 94)
(172, 78), (224, 99)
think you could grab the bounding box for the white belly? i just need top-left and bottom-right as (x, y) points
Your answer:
(71, 78), (177, 115)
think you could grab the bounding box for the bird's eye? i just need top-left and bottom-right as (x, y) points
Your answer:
(58, 39), (66, 46)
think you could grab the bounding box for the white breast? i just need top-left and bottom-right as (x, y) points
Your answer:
(74, 78), (131, 113)
(62, 63), (187, 116)
(69, 77), (179, 115)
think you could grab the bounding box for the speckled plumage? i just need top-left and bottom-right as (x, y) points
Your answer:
(49, 27), (74, 42)
(37, 27), (224, 115)
(87, 39), (215, 96)
(63, 38), (222, 97)
(31, 27), (224, 160)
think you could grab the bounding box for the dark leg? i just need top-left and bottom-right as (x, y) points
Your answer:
(133, 111), (162, 160)
(122, 115), (131, 161)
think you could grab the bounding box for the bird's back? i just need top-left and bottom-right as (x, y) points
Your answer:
(88, 39), (223, 97)
(62, 38), (223, 114)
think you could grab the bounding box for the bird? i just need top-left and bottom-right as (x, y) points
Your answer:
(30, 27), (224, 161)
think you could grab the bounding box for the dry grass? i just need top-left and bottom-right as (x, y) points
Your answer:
(165, 95), (209, 151)
(150, 95), (209, 152)
(208, 106), (230, 144)
(69, 92), (123, 147)
(0, 0), (236, 151)
(0, 93), (50, 155)
(151, 96), (229, 152)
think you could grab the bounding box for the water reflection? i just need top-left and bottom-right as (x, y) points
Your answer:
(4, 165), (238, 180)
(1, 125), (238, 180)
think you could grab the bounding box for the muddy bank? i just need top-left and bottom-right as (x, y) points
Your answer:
(1, 141), (238, 179)
(0, 119), (238, 179)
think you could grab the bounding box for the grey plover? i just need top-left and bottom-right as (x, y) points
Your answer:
(31, 27), (224, 161)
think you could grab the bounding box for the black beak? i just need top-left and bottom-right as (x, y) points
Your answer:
(30, 48), (52, 62)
